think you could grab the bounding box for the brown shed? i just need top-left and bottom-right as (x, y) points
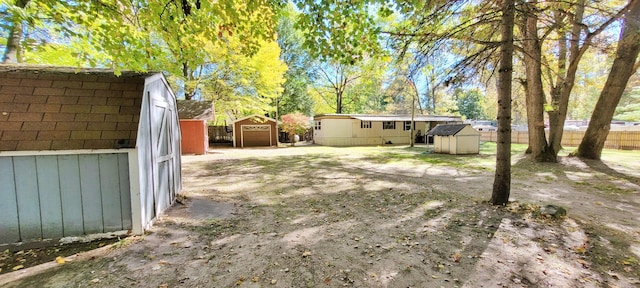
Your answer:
(0, 65), (181, 244)
(233, 115), (277, 148)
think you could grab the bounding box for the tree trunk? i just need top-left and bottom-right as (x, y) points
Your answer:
(410, 93), (415, 147)
(521, 0), (555, 162)
(491, 0), (515, 206)
(548, 0), (586, 154)
(574, 0), (640, 159)
(2, 0), (29, 63)
(336, 89), (343, 114)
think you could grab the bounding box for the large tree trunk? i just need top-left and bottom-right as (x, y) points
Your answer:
(574, 0), (640, 159)
(547, 0), (586, 154)
(2, 0), (29, 63)
(521, 0), (555, 162)
(491, 0), (515, 206)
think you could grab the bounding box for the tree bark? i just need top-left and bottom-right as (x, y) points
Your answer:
(574, 0), (640, 159)
(521, 0), (555, 162)
(491, 0), (515, 206)
(547, 0), (586, 154)
(2, 0), (30, 63)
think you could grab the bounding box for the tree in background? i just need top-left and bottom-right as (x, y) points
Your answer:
(280, 112), (310, 146)
(614, 74), (640, 121)
(454, 88), (486, 120)
(313, 61), (362, 114)
(276, 5), (315, 117)
(196, 38), (287, 124)
(574, 0), (640, 159)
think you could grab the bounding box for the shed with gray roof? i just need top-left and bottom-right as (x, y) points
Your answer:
(426, 124), (480, 154)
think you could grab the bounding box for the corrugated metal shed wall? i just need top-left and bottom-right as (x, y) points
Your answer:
(0, 153), (131, 243)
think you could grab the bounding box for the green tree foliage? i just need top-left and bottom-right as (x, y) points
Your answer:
(276, 5), (315, 117)
(453, 88), (486, 120)
(614, 75), (640, 121)
(1, 0), (285, 122)
(195, 37), (287, 123)
(280, 112), (310, 146)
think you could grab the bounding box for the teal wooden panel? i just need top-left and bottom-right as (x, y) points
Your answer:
(99, 154), (123, 231)
(0, 157), (20, 243)
(14, 157), (42, 240)
(58, 155), (85, 236)
(118, 154), (132, 229)
(35, 156), (64, 239)
(79, 155), (103, 234)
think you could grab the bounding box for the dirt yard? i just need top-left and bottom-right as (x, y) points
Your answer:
(2, 144), (640, 287)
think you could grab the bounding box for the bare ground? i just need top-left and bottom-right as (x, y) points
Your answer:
(3, 144), (640, 288)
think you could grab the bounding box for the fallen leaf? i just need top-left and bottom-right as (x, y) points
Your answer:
(12, 265), (24, 271)
(302, 251), (312, 257)
(55, 256), (65, 264)
(574, 245), (587, 254)
(252, 276), (259, 282)
(324, 277), (331, 284)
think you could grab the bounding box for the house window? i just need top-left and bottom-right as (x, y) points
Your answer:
(383, 121), (396, 130)
(315, 121), (321, 130)
(404, 121), (412, 131)
(361, 121), (372, 128)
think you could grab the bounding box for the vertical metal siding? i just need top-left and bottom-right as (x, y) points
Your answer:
(79, 155), (104, 234)
(14, 157), (42, 240)
(99, 154), (123, 231)
(35, 156), (64, 239)
(0, 153), (132, 243)
(58, 155), (85, 236)
(118, 153), (132, 229)
(0, 157), (20, 243)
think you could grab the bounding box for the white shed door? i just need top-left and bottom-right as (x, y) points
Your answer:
(150, 96), (176, 216)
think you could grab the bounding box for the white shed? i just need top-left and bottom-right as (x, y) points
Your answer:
(426, 124), (480, 154)
(0, 66), (181, 244)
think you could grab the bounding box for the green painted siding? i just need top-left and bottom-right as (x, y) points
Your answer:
(0, 153), (131, 243)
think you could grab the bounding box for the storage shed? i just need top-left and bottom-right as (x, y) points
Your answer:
(177, 100), (212, 155)
(233, 115), (277, 148)
(426, 124), (480, 154)
(0, 66), (182, 244)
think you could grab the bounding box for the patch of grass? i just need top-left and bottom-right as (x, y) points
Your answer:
(581, 222), (640, 279)
(572, 181), (635, 195)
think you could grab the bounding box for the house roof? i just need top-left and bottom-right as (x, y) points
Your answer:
(314, 114), (462, 122)
(176, 100), (212, 120)
(426, 124), (470, 136)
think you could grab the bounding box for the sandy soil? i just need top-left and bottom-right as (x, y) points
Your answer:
(3, 144), (640, 288)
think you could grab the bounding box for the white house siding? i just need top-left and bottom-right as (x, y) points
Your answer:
(315, 119), (430, 146)
(314, 118), (354, 146)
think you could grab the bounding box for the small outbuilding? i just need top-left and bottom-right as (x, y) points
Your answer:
(233, 114), (277, 148)
(0, 66), (182, 244)
(426, 124), (480, 154)
(177, 100), (212, 155)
